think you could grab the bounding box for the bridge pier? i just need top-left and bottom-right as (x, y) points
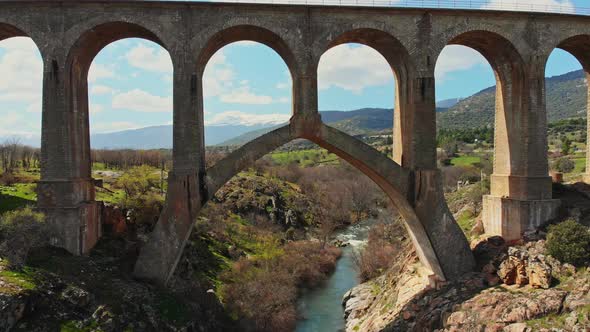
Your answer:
(134, 50), (205, 284)
(482, 63), (560, 241)
(37, 52), (101, 255)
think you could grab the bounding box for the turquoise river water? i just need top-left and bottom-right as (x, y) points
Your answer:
(295, 221), (375, 332)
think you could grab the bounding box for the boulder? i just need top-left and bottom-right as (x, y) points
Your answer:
(526, 257), (552, 289)
(60, 285), (91, 307)
(498, 256), (528, 286)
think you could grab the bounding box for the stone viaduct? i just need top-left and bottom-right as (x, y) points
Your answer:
(2, 0), (590, 285)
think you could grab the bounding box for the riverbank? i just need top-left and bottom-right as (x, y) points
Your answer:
(296, 220), (380, 331)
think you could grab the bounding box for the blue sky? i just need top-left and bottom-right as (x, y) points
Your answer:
(0, 0), (587, 144)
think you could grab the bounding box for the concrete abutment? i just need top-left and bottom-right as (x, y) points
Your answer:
(36, 180), (102, 255)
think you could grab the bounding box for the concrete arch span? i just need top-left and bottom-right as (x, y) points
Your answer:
(155, 122), (475, 284)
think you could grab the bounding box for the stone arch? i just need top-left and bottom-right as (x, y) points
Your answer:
(64, 22), (171, 179)
(316, 28), (416, 167)
(547, 34), (590, 182)
(0, 22), (45, 69)
(0, 22), (45, 155)
(554, 35), (590, 69)
(206, 123), (450, 279)
(196, 24), (299, 79)
(439, 30), (528, 198)
(0, 23), (28, 41)
(196, 24), (299, 166)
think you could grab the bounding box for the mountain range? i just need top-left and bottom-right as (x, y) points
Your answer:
(3, 70), (586, 149)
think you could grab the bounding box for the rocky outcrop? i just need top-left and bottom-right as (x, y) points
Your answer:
(341, 247), (440, 332)
(343, 235), (590, 332)
(497, 246), (553, 289)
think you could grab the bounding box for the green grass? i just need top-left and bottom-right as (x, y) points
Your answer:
(456, 209), (476, 239)
(0, 263), (39, 294)
(95, 186), (125, 204)
(270, 149), (338, 167)
(0, 183), (37, 214)
(572, 155), (586, 173)
(450, 155), (481, 167)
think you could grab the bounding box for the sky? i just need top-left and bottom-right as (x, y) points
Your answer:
(0, 0), (587, 145)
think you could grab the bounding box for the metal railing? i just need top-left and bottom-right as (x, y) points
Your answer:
(214, 0), (589, 16)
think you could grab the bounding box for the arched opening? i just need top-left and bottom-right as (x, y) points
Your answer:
(65, 22), (172, 229)
(66, 22), (167, 180)
(197, 25), (296, 169)
(437, 31), (527, 200)
(316, 28), (411, 166)
(0, 28), (43, 214)
(546, 36), (590, 183)
(190, 130), (440, 331)
(434, 43), (495, 231)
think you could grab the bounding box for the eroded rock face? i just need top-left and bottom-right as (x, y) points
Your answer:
(526, 257), (552, 289)
(343, 236), (590, 332)
(498, 256), (529, 286)
(495, 243), (552, 289)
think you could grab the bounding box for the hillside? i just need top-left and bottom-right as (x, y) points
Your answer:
(438, 69), (587, 129)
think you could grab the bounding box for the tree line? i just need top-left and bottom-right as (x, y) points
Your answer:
(0, 139), (40, 174)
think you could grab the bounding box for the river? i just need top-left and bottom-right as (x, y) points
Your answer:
(295, 220), (376, 332)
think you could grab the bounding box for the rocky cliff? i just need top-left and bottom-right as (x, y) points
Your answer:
(343, 235), (590, 332)
(342, 183), (590, 332)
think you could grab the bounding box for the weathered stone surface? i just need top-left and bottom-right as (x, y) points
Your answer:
(526, 257), (552, 289)
(498, 256), (528, 286)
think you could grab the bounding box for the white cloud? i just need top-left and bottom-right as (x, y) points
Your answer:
(203, 50), (235, 98)
(318, 44), (394, 93)
(482, 0), (575, 13)
(435, 45), (489, 82)
(278, 97), (290, 104)
(90, 85), (114, 95)
(88, 64), (115, 83)
(112, 89), (172, 113)
(220, 86), (274, 104)
(0, 111), (40, 138)
(0, 37), (42, 104)
(124, 43), (172, 73)
(205, 111), (290, 126)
